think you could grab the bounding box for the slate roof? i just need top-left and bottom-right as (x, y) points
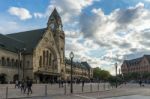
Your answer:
(81, 62), (91, 70)
(65, 58), (90, 69)
(123, 55), (150, 67)
(0, 34), (25, 53)
(6, 28), (46, 53)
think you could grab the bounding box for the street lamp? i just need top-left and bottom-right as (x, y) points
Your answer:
(69, 51), (74, 93)
(115, 62), (118, 88)
(17, 48), (26, 81)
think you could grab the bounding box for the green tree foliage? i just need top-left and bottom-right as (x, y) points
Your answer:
(93, 67), (111, 81)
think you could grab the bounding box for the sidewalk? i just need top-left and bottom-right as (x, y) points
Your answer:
(0, 83), (111, 99)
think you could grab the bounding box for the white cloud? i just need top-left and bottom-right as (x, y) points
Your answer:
(8, 7), (32, 20)
(78, 2), (150, 74)
(33, 0), (99, 23)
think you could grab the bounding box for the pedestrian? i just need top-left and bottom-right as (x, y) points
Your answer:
(61, 80), (64, 87)
(20, 79), (25, 93)
(139, 80), (142, 87)
(27, 79), (33, 95)
(23, 79), (27, 94)
(15, 80), (19, 88)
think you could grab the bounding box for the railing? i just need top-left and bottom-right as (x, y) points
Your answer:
(0, 82), (114, 99)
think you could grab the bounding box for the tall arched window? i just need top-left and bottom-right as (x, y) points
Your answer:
(46, 50), (49, 65)
(11, 59), (14, 67)
(39, 56), (42, 67)
(7, 58), (10, 66)
(15, 60), (18, 67)
(43, 51), (45, 66)
(2, 57), (5, 66)
(49, 53), (51, 66)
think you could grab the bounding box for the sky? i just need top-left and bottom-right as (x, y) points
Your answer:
(0, 0), (150, 74)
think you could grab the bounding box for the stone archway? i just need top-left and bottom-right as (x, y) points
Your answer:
(46, 46), (60, 70)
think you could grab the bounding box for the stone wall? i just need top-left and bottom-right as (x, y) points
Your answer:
(0, 48), (21, 82)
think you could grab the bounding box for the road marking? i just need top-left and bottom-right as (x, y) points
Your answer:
(74, 95), (96, 99)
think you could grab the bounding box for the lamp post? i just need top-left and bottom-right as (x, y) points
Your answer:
(70, 51), (74, 93)
(17, 48), (26, 81)
(115, 62), (118, 88)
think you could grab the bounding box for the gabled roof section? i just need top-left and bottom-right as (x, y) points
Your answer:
(124, 57), (143, 67)
(7, 28), (46, 53)
(81, 62), (91, 69)
(0, 34), (25, 52)
(65, 58), (90, 69)
(143, 55), (150, 64)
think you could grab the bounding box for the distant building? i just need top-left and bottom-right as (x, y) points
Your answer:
(65, 58), (93, 80)
(121, 55), (150, 75)
(0, 8), (93, 83)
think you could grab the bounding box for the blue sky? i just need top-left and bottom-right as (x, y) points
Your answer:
(0, 0), (150, 74)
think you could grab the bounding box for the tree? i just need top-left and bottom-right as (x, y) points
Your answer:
(93, 67), (111, 81)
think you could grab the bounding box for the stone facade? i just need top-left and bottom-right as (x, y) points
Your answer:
(121, 55), (150, 75)
(0, 8), (93, 83)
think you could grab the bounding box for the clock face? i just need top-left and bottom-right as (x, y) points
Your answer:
(50, 23), (54, 30)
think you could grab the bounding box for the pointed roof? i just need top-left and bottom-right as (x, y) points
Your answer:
(48, 8), (62, 26)
(52, 8), (60, 16)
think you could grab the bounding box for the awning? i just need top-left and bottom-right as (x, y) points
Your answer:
(34, 71), (60, 76)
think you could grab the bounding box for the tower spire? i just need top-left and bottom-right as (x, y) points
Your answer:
(47, 8), (62, 30)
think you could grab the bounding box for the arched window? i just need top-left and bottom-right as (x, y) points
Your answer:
(39, 56), (42, 67)
(7, 58), (10, 66)
(43, 51), (45, 66)
(27, 61), (30, 67)
(49, 53), (51, 66)
(15, 60), (18, 67)
(11, 59), (14, 67)
(46, 50), (49, 65)
(2, 57), (5, 66)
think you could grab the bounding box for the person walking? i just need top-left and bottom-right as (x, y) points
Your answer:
(27, 79), (33, 95)
(15, 80), (19, 88)
(139, 80), (142, 87)
(20, 79), (25, 93)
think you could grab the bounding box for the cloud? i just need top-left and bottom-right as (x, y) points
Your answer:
(80, 2), (150, 51)
(77, 2), (150, 74)
(34, 0), (99, 23)
(8, 7), (32, 20)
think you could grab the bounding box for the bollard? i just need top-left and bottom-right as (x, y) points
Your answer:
(6, 86), (8, 99)
(98, 83), (99, 91)
(82, 84), (84, 92)
(64, 82), (66, 95)
(103, 83), (105, 90)
(90, 83), (92, 92)
(45, 85), (47, 96)
(108, 84), (109, 90)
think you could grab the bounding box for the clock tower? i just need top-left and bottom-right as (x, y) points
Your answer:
(47, 8), (65, 65)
